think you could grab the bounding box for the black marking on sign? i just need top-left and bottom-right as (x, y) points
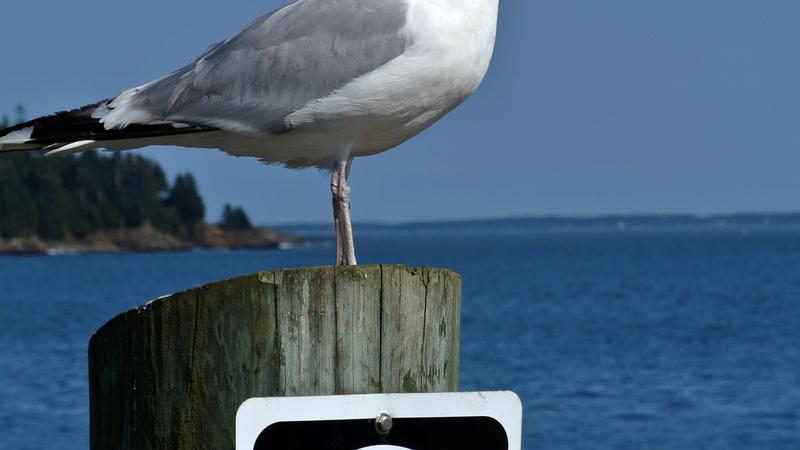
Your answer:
(253, 416), (508, 450)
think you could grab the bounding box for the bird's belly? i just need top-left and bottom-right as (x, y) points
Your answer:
(283, 81), (464, 159)
(206, 111), (431, 168)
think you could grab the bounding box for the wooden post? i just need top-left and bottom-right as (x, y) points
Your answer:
(88, 265), (461, 450)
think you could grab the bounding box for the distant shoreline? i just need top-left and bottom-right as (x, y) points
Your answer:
(0, 223), (302, 255)
(274, 212), (800, 235)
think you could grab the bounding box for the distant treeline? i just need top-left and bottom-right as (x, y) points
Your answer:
(0, 150), (253, 240)
(0, 106), (253, 241)
(392, 214), (800, 230)
(281, 213), (800, 237)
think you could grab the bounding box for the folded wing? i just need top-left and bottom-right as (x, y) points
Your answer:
(100, 0), (410, 136)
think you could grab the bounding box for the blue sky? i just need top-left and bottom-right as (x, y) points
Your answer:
(1, 1), (798, 223)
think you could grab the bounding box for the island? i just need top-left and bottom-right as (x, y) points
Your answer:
(0, 150), (300, 255)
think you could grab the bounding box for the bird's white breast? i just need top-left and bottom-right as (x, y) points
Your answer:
(278, 0), (499, 164)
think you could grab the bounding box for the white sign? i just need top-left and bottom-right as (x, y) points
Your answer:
(237, 391), (522, 450)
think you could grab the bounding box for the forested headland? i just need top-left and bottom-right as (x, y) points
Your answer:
(0, 108), (298, 254)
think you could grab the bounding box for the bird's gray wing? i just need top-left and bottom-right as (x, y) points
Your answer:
(103, 0), (409, 135)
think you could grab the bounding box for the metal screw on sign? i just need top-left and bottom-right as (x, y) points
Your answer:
(375, 412), (393, 435)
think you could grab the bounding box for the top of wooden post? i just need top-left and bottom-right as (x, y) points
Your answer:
(89, 265), (462, 450)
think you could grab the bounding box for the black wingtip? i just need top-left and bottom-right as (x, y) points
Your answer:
(0, 100), (111, 139)
(1, 99), (216, 145)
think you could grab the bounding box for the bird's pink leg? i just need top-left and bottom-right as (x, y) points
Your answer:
(331, 157), (357, 266)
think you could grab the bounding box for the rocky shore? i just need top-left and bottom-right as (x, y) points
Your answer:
(0, 223), (301, 255)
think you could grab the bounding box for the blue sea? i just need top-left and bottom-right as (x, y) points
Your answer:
(1, 227), (799, 449)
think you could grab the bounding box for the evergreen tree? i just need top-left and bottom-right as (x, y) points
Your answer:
(166, 173), (205, 238)
(220, 204), (253, 231)
(0, 151), (211, 240)
(0, 107), (253, 241)
(0, 154), (37, 237)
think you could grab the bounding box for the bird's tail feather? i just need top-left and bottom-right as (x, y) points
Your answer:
(0, 100), (216, 155)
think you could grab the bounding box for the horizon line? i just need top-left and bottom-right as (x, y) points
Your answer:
(265, 210), (800, 228)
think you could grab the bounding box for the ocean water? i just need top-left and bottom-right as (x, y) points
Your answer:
(1, 228), (799, 449)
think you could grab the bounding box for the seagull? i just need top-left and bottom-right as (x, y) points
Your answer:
(0, 0), (498, 265)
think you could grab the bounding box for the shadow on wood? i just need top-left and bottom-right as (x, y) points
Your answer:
(88, 264), (462, 450)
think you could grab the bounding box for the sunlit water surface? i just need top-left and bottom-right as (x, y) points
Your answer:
(1, 228), (799, 449)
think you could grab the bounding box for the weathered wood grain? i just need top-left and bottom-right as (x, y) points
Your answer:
(88, 265), (461, 450)
(333, 265), (382, 394)
(380, 265), (427, 392)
